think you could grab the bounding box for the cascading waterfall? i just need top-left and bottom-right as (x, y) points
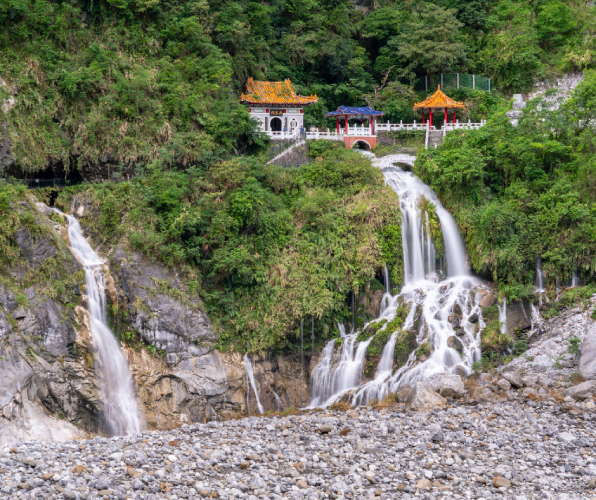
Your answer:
(535, 257), (545, 292)
(309, 155), (488, 407)
(571, 271), (579, 288)
(244, 353), (264, 414)
(498, 298), (508, 334)
(65, 215), (142, 436)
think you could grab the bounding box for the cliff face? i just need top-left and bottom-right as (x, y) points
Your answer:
(0, 195), (309, 445)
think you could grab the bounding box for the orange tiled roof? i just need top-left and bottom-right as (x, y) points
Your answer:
(414, 86), (465, 110)
(241, 78), (318, 106)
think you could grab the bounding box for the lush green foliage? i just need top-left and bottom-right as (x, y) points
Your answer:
(2, 0), (595, 177)
(415, 72), (596, 295)
(57, 143), (402, 353)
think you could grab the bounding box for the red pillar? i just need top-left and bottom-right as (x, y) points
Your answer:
(422, 110), (425, 124)
(336, 117), (339, 133)
(444, 107), (447, 125)
(371, 118), (374, 134)
(345, 116), (348, 135)
(429, 109), (433, 128)
(453, 110), (456, 123)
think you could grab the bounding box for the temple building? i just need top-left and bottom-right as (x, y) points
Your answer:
(413, 85), (465, 127)
(241, 78), (318, 137)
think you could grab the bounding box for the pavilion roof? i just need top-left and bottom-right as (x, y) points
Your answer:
(413, 86), (465, 110)
(325, 105), (384, 117)
(240, 78), (318, 106)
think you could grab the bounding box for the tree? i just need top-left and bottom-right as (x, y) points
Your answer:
(389, 2), (466, 84)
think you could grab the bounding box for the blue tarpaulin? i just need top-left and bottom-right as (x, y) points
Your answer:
(325, 106), (384, 117)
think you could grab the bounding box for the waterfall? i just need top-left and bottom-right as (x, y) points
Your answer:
(571, 271), (579, 288)
(309, 324), (373, 408)
(272, 390), (285, 412)
(535, 257), (545, 292)
(309, 154), (488, 407)
(65, 215), (141, 436)
(243, 353), (264, 414)
(530, 303), (542, 337)
(383, 265), (390, 294)
(498, 298), (507, 334)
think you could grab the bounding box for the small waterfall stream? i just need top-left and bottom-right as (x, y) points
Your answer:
(498, 298), (508, 334)
(65, 215), (142, 436)
(244, 354), (264, 414)
(309, 154), (489, 407)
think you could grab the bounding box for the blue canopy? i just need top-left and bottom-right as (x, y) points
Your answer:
(325, 105), (384, 118)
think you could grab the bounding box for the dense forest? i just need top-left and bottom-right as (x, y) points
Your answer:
(1, 0), (595, 174)
(2, 0), (596, 353)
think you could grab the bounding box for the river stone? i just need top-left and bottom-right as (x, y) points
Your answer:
(564, 380), (596, 400)
(497, 379), (511, 391)
(396, 382), (447, 412)
(522, 374), (538, 387)
(502, 371), (523, 388)
(425, 373), (465, 398)
(471, 386), (493, 401)
(579, 338), (596, 379)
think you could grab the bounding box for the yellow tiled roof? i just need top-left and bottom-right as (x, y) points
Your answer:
(414, 86), (465, 110)
(241, 78), (318, 106)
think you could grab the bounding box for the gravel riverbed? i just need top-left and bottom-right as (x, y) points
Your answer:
(2, 399), (596, 500)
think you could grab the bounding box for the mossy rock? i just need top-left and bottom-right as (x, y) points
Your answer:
(394, 329), (418, 369)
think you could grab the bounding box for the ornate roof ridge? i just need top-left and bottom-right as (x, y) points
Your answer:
(241, 78), (318, 106)
(414, 85), (465, 110)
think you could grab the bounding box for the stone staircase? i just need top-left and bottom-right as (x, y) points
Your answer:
(426, 129), (445, 149)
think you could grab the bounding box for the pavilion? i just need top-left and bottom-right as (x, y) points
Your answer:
(241, 78), (318, 137)
(413, 86), (465, 128)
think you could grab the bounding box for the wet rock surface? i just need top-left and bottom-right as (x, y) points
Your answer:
(2, 398), (596, 500)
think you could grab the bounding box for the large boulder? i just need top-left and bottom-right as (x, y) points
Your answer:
(506, 302), (532, 333)
(447, 336), (464, 354)
(396, 382), (447, 412)
(564, 380), (596, 400)
(425, 373), (465, 399)
(502, 371), (523, 388)
(578, 338), (596, 380)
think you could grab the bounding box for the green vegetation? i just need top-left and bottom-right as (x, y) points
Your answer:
(3, 0), (595, 178)
(567, 335), (581, 357)
(0, 184), (84, 313)
(415, 72), (596, 294)
(53, 142), (402, 353)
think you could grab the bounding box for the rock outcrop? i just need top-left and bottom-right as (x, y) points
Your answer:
(396, 382), (447, 411)
(579, 338), (596, 380)
(0, 198), (308, 445)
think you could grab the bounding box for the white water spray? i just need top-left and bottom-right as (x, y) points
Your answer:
(244, 354), (264, 414)
(571, 271), (579, 288)
(498, 298), (507, 334)
(309, 155), (488, 407)
(65, 215), (141, 436)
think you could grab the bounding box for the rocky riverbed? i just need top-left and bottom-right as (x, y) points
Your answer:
(2, 394), (596, 500)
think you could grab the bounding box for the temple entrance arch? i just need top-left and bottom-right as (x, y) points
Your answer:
(270, 117), (282, 132)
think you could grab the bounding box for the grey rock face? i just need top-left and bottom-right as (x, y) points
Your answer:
(111, 248), (215, 354)
(13, 228), (57, 268)
(506, 94), (526, 126)
(506, 301), (532, 333)
(579, 338), (596, 379)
